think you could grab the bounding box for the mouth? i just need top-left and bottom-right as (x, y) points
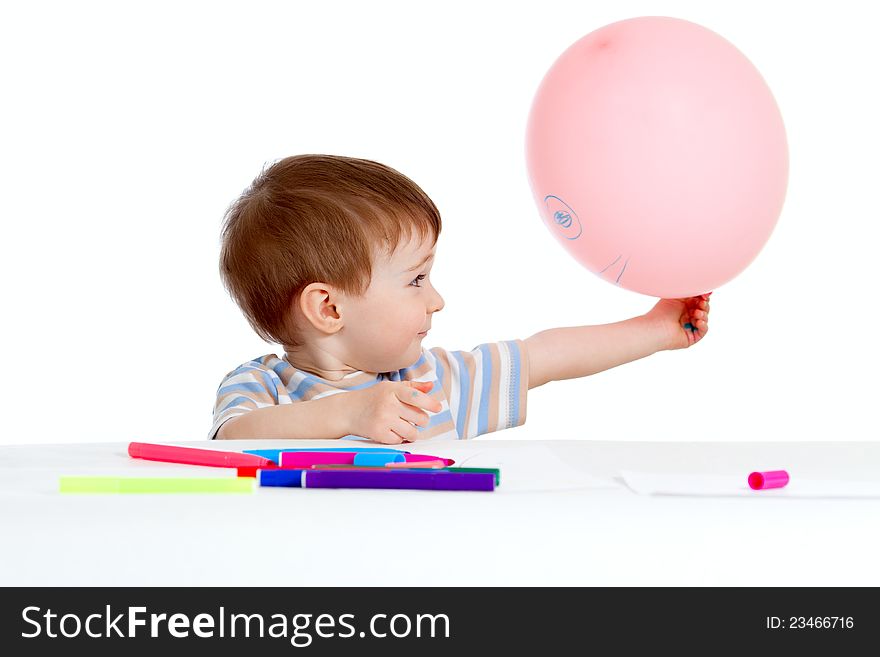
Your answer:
(418, 330), (429, 337)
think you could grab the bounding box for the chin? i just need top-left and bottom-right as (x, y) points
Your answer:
(402, 345), (425, 366)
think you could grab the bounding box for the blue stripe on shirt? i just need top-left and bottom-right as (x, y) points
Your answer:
(477, 344), (492, 437)
(271, 359), (292, 377)
(220, 395), (255, 413)
(432, 350), (446, 390)
(451, 350), (470, 439)
(218, 382), (269, 397)
(345, 379), (384, 391)
(425, 409), (453, 430)
(289, 376), (318, 401)
(257, 369), (280, 404)
(506, 340), (521, 427)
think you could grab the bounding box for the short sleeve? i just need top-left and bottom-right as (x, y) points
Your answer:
(428, 339), (529, 439)
(207, 361), (292, 440)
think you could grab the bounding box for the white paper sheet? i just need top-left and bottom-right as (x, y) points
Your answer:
(407, 443), (619, 492)
(620, 470), (880, 498)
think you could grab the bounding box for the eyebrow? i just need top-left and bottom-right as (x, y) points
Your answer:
(402, 252), (435, 274)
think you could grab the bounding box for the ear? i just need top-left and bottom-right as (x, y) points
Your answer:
(298, 282), (345, 335)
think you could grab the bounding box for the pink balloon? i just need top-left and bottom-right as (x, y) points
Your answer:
(525, 17), (788, 298)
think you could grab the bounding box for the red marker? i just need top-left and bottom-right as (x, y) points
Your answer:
(237, 464), (279, 478)
(128, 442), (275, 469)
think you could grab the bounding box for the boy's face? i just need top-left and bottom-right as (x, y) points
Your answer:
(339, 233), (444, 373)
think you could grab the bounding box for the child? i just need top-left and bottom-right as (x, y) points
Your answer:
(210, 154), (710, 442)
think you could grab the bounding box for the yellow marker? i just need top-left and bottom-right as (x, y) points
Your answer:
(59, 476), (255, 494)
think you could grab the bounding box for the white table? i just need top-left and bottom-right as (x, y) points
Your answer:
(2, 439), (879, 586)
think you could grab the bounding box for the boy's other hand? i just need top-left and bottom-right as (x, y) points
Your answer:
(340, 380), (443, 444)
(643, 293), (711, 351)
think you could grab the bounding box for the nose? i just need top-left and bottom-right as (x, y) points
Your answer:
(427, 282), (445, 314)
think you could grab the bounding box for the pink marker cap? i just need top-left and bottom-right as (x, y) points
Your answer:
(748, 470), (789, 490)
(404, 454), (455, 466)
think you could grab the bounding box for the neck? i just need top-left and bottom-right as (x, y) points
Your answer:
(284, 343), (362, 381)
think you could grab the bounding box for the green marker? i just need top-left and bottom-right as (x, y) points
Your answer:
(59, 476), (255, 494)
(400, 467), (501, 486)
(447, 467), (501, 486)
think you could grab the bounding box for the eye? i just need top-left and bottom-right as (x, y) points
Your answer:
(409, 274), (427, 287)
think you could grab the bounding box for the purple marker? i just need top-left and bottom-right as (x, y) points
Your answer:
(303, 469), (495, 492)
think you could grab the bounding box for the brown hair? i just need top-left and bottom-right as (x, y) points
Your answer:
(219, 154), (442, 347)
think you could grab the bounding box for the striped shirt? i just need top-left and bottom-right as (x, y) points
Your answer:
(209, 340), (529, 441)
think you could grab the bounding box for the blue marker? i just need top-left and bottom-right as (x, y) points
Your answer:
(258, 469), (305, 488)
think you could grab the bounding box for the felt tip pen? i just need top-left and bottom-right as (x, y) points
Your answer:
(386, 459), (448, 469)
(256, 468), (496, 491)
(403, 454), (456, 466)
(244, 447), (409, 463)
(254, 464), (445, 479)
(748, 470), (790, 490)
(258, 469), (306, 487)
(60, 476), (255, 494)
(308, 464), (500, 485)
(237, 464), (279, 478)
(303, 469), (494, 492)
(393, 466), (502, 486)
(128, 442), (274, 469)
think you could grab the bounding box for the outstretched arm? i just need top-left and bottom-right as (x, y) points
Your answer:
(525, 295), (711, 389)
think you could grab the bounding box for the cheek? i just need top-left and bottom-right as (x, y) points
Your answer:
(402, 297), (427, 330)
(392, 299), (425, 334)
(361, 295), (421, 338)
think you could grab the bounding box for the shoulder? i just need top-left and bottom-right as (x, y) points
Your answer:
(428, 339), (527, 364)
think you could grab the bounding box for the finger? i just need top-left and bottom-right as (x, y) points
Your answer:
(397, 383), (442, 413)
(391, 418), (419, 443)
(383, 429), (407, 444)
(399, 404), (431, 427)
(372, 431), (404, 445)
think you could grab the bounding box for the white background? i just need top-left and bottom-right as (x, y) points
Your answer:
(1, 0), (877, 446)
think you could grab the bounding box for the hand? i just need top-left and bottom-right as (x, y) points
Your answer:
(643, 293), (712, 351)
(341, 380), (443, 444)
